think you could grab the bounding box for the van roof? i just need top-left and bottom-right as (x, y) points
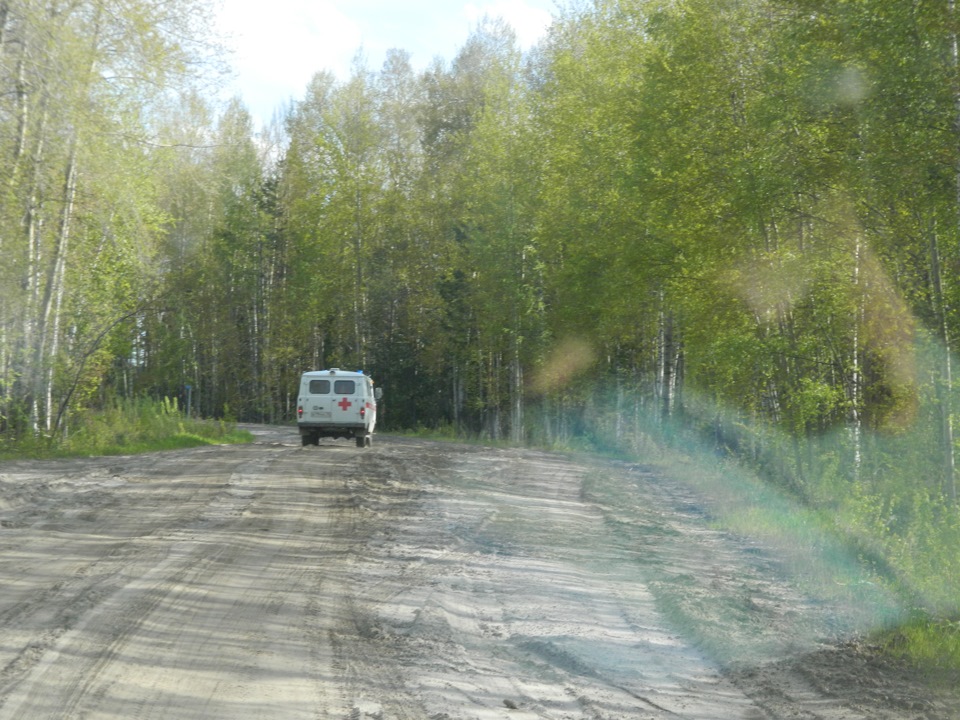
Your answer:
(301, 369), (367, 378)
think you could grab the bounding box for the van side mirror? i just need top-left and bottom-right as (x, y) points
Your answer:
(374, 387), (383, 400)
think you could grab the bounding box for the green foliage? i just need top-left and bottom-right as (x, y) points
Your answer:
(62, 397), (251, 455)
(841, 478), (960, 615)
(881, 617), (960, 680)
(0, 398), (250, 460)
(0, 0), (221, 436)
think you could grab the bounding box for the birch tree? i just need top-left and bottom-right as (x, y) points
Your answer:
(0, 0), (219, 436)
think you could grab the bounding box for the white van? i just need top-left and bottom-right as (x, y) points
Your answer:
(297, 369), (382, 447)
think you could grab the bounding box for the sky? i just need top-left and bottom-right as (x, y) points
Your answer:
(214, 1), (559, 128)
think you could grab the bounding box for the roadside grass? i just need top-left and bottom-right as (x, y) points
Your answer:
(391, 424), (520, 447)
(641, 441), (960, 680)
(879, 617), (960, 685)
(0, 399), (252, 460)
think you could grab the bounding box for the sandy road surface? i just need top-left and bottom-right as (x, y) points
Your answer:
(0, 426), (956, 719)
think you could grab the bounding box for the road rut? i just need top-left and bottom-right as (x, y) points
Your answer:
(0, 426), (954, 719)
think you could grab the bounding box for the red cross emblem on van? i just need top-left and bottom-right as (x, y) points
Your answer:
(337, 397), (352, 411)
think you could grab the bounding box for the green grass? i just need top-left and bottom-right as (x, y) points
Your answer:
(0, 399), (253, 460)
(65, 428), (255, 457)
(390, 424), (523, 447)
(878, 616), (960, 683)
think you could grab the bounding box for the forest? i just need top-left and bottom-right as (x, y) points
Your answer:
(2, 0), (960, 627)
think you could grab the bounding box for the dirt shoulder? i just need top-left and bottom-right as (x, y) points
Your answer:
(0, 426), (954, 719)
(731, 640), (960, 719)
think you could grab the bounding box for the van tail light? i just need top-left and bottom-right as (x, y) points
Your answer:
(297, 406), (303, 418)
(360, 407), (366, 419)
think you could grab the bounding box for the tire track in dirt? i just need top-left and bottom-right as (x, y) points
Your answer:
(326, 442), (764, 718)
(0, 429), (956, 718)
(0, 449), (277, 719)
(0, 448), (246, 712)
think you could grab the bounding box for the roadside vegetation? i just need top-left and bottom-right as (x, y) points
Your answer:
(1, 0), (959, 676)
(881, 617), (960, 685)
(595, 406), (960, 681)
(0, 399), (252, 460)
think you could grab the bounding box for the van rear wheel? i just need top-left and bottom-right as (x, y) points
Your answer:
(355, 435), (366, 448)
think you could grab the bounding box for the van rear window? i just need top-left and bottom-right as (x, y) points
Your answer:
(308, 379), (330, 394)
(334, 380), (356, 394)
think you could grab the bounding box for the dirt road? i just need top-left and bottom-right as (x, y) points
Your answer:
(0, 426), (955, 719)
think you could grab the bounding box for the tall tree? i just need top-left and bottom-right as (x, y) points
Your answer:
(0, 0), (219, 436)
(458, 18), (545, 441)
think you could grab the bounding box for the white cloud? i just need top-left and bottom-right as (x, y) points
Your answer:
(215, 0), (556, 127)
(463, 1), (553, 49)
(217, 0), (361, 122)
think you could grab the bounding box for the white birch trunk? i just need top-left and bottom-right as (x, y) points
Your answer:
(851, 237), (863, 481)
(42, 139), (78, 431)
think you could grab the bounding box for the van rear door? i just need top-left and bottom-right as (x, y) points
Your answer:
(302, 377), (332, 423)
(331, 377), (360, 424)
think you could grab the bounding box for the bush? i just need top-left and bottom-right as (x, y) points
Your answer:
(0, 398), (252, 459)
